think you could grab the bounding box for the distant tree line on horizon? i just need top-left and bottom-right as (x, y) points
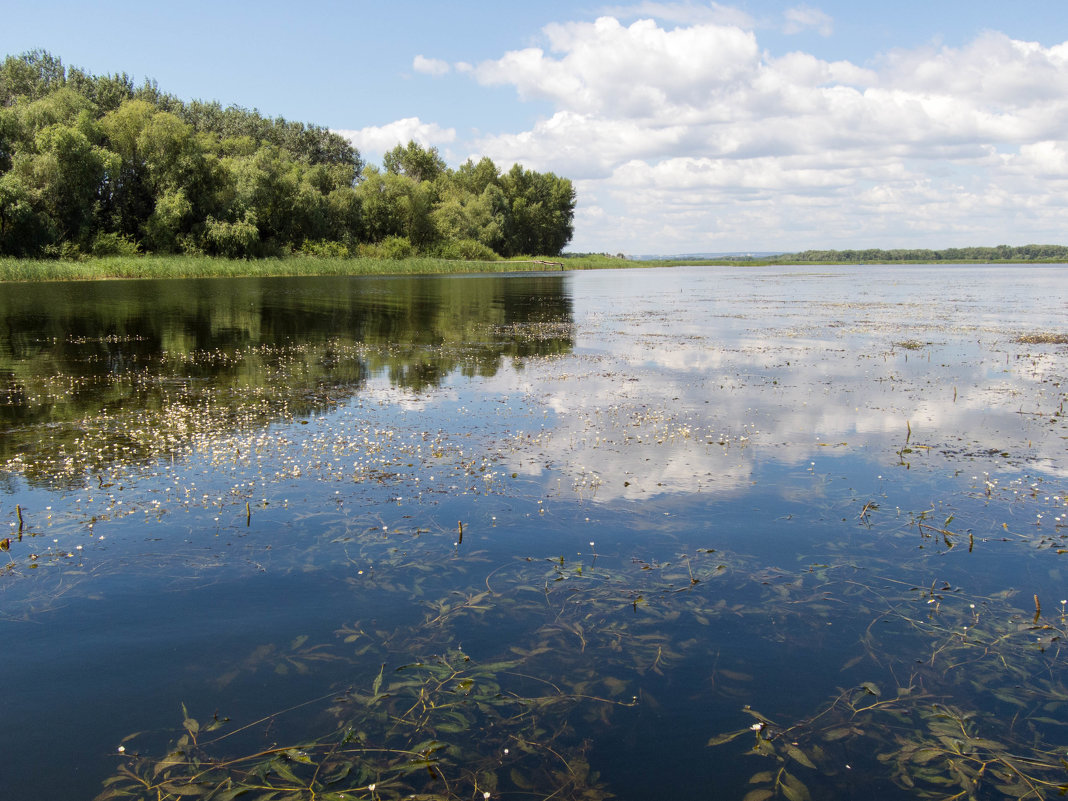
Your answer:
(0, 50), (576, 260)
(775, 244), (1068, 263)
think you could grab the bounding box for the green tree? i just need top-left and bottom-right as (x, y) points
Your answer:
(0, 171), (53, 254)
(384, 140), (446, 183)
(203, 211), (259, 258)
(15, 87), (97, 138)
(15, 120), (109, 246)
(0, 105), (18, 171)
(0, 49), (66, 105)
(432, 183), (507, 252)
(66, 67), (133, 113)
(229, 143), (300, 248)
(499, 165), (575, 256)
(138, 111), (199, 190)
(143, 187), (192, 251)
(453, 156), (500, 195)
(398, 179), (439, 250)
(98, 99), (156, 238)
(355, 165), (406, 243)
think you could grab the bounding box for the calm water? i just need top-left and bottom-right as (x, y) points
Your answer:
(1, 265), (1065, 800)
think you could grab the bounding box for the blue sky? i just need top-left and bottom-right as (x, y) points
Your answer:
(5, 1), (1068, 253)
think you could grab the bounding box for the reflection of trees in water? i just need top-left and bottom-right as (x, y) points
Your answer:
(0, 275), (574, 486)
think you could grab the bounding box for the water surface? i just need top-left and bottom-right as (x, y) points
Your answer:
(1, 265), (1066, 800)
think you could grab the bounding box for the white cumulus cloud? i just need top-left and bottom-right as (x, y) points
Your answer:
(374, 12), (1068, 252)
(334, 117), (456, 156)
(471, 17), (759, 118)
(456, 15), (1068, 251)
(412, 54), (450, 76)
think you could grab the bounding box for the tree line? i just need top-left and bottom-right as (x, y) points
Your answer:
(780, 245), (1068, 263)
(0, 50), (576, 260)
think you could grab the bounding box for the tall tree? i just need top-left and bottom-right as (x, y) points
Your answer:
(383, 140), (446, 183)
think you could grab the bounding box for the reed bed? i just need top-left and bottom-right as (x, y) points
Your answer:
(0, 255), (598, 282)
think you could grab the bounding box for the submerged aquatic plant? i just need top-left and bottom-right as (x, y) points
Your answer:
(709, 576), (1068, 800)
(98, 649), (623, 801)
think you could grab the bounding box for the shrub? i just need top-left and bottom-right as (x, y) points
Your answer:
(299, 239), (350, 258)
(429, 238), (498, 261)
(90, 232), (142, 257)
(203, 213), (260, 259)
(359, 235), (413, 259)
(41, 241), (84, 260)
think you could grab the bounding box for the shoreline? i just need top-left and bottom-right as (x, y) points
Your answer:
(0, 254), (1065, 283)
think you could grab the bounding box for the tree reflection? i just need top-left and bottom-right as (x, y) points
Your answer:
(0, 274), (574, 485)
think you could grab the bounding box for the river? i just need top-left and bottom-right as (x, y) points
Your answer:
(1, 265), (1065, 800)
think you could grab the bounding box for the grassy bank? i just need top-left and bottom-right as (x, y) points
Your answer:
(2, 253), (1064, 282)
(0, 255), (589, 282)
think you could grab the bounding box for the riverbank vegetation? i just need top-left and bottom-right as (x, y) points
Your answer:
(770, 244), (1068, 263)
(0, 254), (585, 281)
(0, 50), (576, 263)
(3, 245), (1066, 282)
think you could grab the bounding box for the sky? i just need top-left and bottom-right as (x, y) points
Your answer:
(4, 0), (1068, 254)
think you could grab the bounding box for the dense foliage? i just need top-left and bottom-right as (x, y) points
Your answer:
(0, 50), (576, 260)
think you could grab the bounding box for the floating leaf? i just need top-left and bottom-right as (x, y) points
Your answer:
(157, 782), (209, 796)
(509, 768), (535, 789)
(908, 747), (943, 764)
(785, 744), (816, 769)
(284, 748), (313, 765)
(822, 727), (855, 741)
(268, 758), (303, 784)
(742, 707), (776, 725)
(152, 750), (188, 777)
(707, 728), (750, 747)
(371, 663), (384, 697)
(719, 669), (753, 682)
(779, 771), (812, 801)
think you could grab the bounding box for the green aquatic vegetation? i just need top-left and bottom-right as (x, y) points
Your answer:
(709, 572), (1068, 800)
(97, 538), (1068, 799)
(91, 504), (1068, 800)
(98, 640), (632, 801)
(214, 635), (348, 688)
(99, 651), (625, 801)
(712, 690), (1068, 800)
(95, 547), (741, 800)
